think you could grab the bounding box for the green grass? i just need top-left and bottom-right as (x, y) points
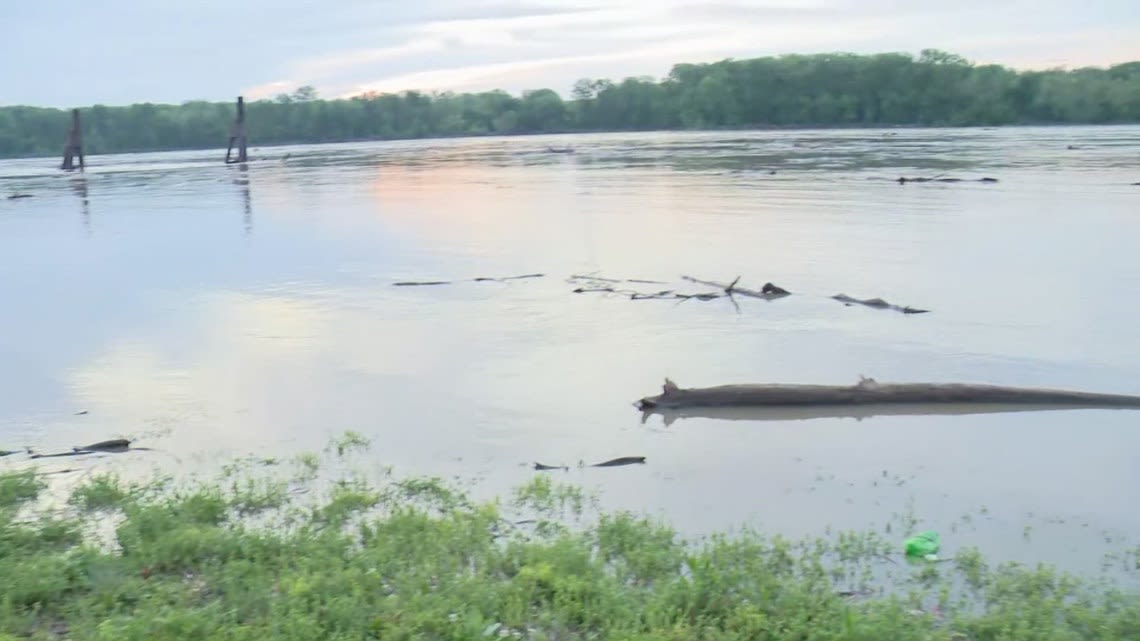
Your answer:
(1, 436), (1137, 640)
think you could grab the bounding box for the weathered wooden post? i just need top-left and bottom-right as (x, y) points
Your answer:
(60, 109), (85, 172)
(225, 96), (248, 164)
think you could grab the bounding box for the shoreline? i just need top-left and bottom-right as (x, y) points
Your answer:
(3, 433), (1138, 639)
(2, 121), (1138, 164)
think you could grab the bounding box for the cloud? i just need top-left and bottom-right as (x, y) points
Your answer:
(255, 0), (913, 99)
(244, 0), (1139, 103)
(4, 0), (1140, 106)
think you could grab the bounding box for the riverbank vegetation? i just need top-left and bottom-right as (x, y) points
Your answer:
(2, 49), (1139, 158)
(1, 432), (1138, 640)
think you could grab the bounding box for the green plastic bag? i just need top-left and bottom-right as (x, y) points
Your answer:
(904, 531), (941, 558)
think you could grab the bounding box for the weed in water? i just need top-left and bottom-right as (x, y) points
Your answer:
(1, 437), (1138, 640)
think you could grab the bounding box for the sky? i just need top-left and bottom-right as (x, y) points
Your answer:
(4, 0), (1140, 108)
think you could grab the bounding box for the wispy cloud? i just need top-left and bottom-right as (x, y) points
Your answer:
(248, 0), (1140, 102)
(2, 0), (1138, 106)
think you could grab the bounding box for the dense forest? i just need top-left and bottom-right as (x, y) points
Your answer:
(2, 49), (1139, 158)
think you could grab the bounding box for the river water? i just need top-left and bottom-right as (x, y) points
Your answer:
(2, 126), (1139, 574)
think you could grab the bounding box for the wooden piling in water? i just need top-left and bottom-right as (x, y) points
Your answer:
(225, 96), (248, 164)
(60, 109), (84, 172)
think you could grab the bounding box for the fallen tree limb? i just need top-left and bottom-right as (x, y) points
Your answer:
(635, 377), (1140, 413)
(394, 273), (545, 287)
(570, 276), (726, 302)
(897, 176), (999, 184)
(832, 293), (929, 314)
(681, 275), (791, 300)
(473, 273), (545, 282)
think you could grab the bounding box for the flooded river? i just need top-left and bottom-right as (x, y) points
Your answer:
(2, 126), (1139, 574)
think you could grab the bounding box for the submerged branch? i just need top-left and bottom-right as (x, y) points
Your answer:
(897, 176), (999, 184)
(533, 456), (647, 471)
(681, 275), (792, 300)
(833, 293), (929, 314)
(394, 273), (546, 287)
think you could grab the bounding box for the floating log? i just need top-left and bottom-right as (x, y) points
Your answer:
(7, 193), (34, 200)
(832, 293), (929, 314)
(60, 109), (85, 172)
(225, 96), (249, 164)
(28, 438), (142, 459)
(639, 401), (1128, 426)
(532, 456), (647, 471)
(533, 462), (567, 471)
(590, 456), (646, 467)
(635, 377), (1140, 413)
(76, 438), (131, 452)
(897, 176), (998, 184)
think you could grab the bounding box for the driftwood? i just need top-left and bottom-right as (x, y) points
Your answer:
(635, 377), (1140, 413)
(569, 274), (724, 302)
(570, 275), (933, 318)
(832, 293), (929, 314)
(897, 176), (998, 184)
(7, 193), (34, 200)
(681, 276), (791, 300)
(569, 274), (667, 285)
(394, 273), (545, 287)
(533, 456), (647, 471)
(569, 275), (795, 306)
(639, 401), (1128, 426)
(28, 438), (147, 459)
(533, 462), (567, 471)
(590, 456), (646, 467)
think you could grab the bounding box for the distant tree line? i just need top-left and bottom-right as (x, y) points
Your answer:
(2, 49), (1139, 158)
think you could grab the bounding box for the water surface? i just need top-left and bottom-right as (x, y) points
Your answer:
(2, 126), (1139, 575)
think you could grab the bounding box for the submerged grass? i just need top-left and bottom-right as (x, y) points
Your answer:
(1, 435), (1137, 640)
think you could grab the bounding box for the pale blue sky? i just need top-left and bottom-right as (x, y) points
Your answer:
(5, 0), (1139, 107)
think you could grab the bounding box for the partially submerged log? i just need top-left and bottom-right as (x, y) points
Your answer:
(533, 456), (647, 471)
(681, 276), (791, 300)
(28, 438), (145, 459)
(590, 456), (646, 467)
(833, 293), (929, 314)
(635, 377), (1140, 413)
(77, 438), (132, 452)
(897, 176), (998, 184)
(640, 401), (1123, 427)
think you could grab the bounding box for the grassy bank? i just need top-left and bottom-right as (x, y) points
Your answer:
(1, 434), (1137, 640)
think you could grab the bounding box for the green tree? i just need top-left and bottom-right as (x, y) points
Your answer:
(2, 50), (1139, 158)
